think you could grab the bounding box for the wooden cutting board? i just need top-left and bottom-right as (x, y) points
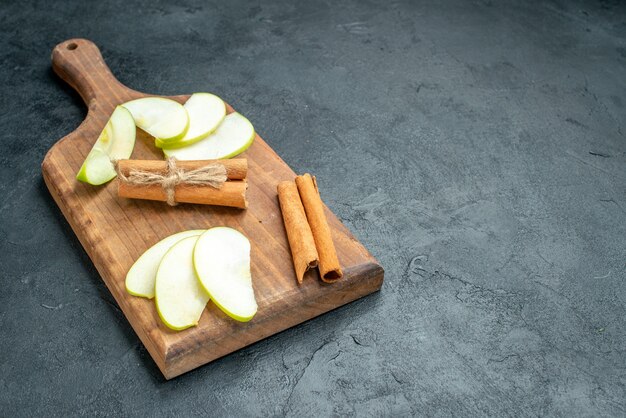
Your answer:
(42, 39), (384, 379)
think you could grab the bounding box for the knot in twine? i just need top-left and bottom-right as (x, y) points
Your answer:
(117, 157), (227, 206)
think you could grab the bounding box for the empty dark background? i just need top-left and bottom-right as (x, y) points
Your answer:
(1, 0), (625, 416)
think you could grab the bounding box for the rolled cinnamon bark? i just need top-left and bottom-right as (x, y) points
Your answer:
(119, 180), (248, 208)
(295, 174), (343, 282)
(277, 181), (319, 284)
(116, 159), (247, 180)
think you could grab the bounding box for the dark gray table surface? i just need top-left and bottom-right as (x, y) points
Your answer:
(1, 0), (624, 416)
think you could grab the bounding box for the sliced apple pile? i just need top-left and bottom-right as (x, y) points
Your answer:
(126, 227), (257, 330)
(122, 93), (254, 160)
(76, 106), (135, 185)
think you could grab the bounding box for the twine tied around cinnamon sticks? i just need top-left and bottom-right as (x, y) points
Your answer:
(116, 159), (248, 208)
(116, 157), (227, 206)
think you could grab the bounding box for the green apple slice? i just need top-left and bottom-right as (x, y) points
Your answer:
(163, 112), (254, 160)
(155, 236), (210, 330)
(76, 105), (136, 185)
(154, 93), (226, 149)
(193, 227), (257, 322)
(122, 97), (189, 143)
(126, 230), (204, 299)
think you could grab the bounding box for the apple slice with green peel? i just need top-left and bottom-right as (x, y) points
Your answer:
(122, 97), (189, 143)
(155, 236), (210, 330)
(126, 230), (204, 298)
(154, 93), (226, 149)
(76, 105), (136, 185)
(163, 112), (255, 160)
(193, 227), (257, 322)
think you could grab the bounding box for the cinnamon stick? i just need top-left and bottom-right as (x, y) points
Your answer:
(116, 159), (247, 180)
(277, 181), (318, 284)
(119, 180), (248, 208)
(295, 174), (343, 282)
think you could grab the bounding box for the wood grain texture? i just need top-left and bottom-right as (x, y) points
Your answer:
(41, 39), (384, 379)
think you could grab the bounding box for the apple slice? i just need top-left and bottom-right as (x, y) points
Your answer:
(76, 106), (136, 185)
(155, 236), (210, 330)
(193, 227), (257, 322)
(163, 113), (254, 160)
(126, 230), (204, 299)
(154, 93), (226, 149)
(122, 97), (189, 143)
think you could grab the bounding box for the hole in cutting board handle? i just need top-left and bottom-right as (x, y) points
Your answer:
(66, 43), (78, 50)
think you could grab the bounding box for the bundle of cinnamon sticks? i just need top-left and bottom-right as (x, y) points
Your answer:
(116, 158), (248, 208)
(278, 174), (343, 284)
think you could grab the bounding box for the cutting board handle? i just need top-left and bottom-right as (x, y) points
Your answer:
(52, 39), (126, 107)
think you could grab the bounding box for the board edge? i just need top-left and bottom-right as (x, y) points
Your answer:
(161, 262), (384, 379)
